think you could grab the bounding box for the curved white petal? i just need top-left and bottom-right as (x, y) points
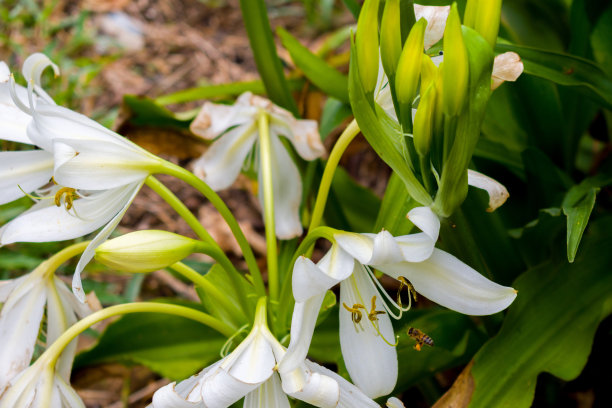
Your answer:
(292, 254), (347, 302)
(150, 382), (205, 407)
(334, 232), (375, 265)
(278, 294), (325, 374)
(72, 181), (143, 302)
(406, 206), (439, 242)
(339, 268), (397, 398)
(257, 135), (303, 239)
(0, 275), (46, 394)
(244, 373), (290, 408)
(316, 244), (356, 281)
(0, 62), (8, 81)
(380, 248), (518, 315)
(53, 139), (155, 190)
(414, 5), (450, 49)
(492, 52), (524, 90)
(191, 123), (257, 190)
(190, 99), (255, 140)
(467, 169), (509, 212)
(0, 150), (53, 205)
(305, 360), (380, 408)
(281, 363), (339, 408)
(386, 396), (405, 408)
(55, 375), (86, 408)
(0, 99), (33, 144)
(22, 53), (59, 86)
(200, 366), (264, 408)
(270, 118), (325, 161)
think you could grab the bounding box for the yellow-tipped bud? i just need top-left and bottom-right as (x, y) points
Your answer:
(95, 230), (202, 273)
(420, 54), (437, 93)
(413, 83), (437, 157)
(356, 0), (381, 94)
(464, 0), (502, 48)
(380, 0), (402, 76)
(395, 18), (428, 104)
(442, 3), (469, 116)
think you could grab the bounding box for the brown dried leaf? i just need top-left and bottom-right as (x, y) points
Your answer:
(432, 361), (475, 408)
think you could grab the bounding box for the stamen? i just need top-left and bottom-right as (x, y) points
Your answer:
(397, 276), (417, 310)
(9, 74), (32, 114)
(54, 187), (79, 210)
(362, 265), (406, 319)
(367, 296), (386, 322)
(219, 324), (249, 358)
(342, 302), (365, 325)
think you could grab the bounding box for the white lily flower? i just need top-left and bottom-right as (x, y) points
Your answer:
(190, 92), (325, 240)
(0, 56), (56, 205)
(281, 206), (517, 398)
(1, 53), (164, 301)
(0, 358), (85, 408)
(0, 259), (91, 394)
(150, 298), (380, 408)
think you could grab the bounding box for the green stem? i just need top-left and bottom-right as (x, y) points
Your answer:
(196, 242), (253, 320)
(308, 119), (360, 234)
(258, 111), (279, 302)
(145, 176), (215, 245)
(42, 241), (91, 277)
(170, 262), (244, 325)
(419, 155), (435, 194)
(155, 161), (265, 297)
(44, 303), (235, 368)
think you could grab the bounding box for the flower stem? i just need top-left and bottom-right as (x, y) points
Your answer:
(308, 119), (360, 235)
(156, 161), (265, 297)
(170, 262), (245, 326)
(258, 111), (279, 303)
(145, 176), (216, 245)
(44, 303), (236, 368)
(42, 241), (91, 277)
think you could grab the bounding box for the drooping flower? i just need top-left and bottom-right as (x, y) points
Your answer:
(280, 206), (517, 398)
(150, 298), (382, 408)
(0, 258), (91, 395)
(0, 53), (165, 301)
(190, 92), (325, 240)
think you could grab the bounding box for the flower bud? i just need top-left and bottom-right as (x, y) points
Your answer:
(420, 54), (437, 92)
(395, 18), (427, 105)
(356, 0), (381, 94)
(380, 0), (401, 77)
(464, 0), (502, 48)
(442, 3), (469, 116)
(95, 230), (202, 273)
(413, 83), (437, 157)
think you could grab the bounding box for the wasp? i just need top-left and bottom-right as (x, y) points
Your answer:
(407, 327), (433, 351)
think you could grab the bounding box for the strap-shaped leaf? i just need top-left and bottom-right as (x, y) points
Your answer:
(277, 28), (349, 103)
(496, 43), (612, 109)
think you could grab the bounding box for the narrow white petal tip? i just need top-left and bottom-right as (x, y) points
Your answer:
(22, 53), (60, 85)
(492, 52), (524, 90)
(386, 397), (406, 408)
(406, 206), (440, 241)
(467, 170), (509, 212)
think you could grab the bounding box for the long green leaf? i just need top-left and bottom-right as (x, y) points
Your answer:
(466, 219), (612, 407)
(277, 28), (349, 102)
(496, 43), (612, 109)
(239, 0), (299, 115)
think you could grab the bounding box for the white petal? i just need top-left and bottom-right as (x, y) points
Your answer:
(222, 331), (276, 385)
(0, 150), (53, 205)
(334, 232), (375, 265)
(381, 248), (518, 315)
(190, 99), (256, 140)
(386, 397), (405, 408)
(200, 366), (263, 408)
(281, 363), (339, 408)
(467, 169), (510, 212)
(0, 275), (46, 393)
(339, 268), (397, 398)
(0, 99), (33, 144)
(278, 295), (325, 374)
(22, 53), (60, 86)
(150, 382), (205, 407)
(192, 123), (257, 190)
(414, 5), (450, 49)
(406, 206), (439, 242)
(305, 360), (380, 408)
(257, 134), (303, 239)
(244, 373), (290, 408)
(292, 255), (343, 302)
(369, 230), (405, 265)
(72, 181), (143, 302)
(270, 118), (325, 161)
(0, 62), (8, 81)
(53, 139), (156, 190)
(492, 52), (524, 90)
(55, 375), (86, 408)
(316, 244), (356, 281)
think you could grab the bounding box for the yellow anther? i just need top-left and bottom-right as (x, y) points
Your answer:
(54, 187), (78, 210)
(343, 302), (366, 324)
(397, 276), (418, 309)
(367, 296), (386, 322)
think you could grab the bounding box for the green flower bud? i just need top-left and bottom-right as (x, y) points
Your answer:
(413, 83), (437, 157)
(442, 3), (469, 117)
(464, 0), (502, 48)
(420, 54), (437, 93)
(380, 0), (401, 76)
(395, 18), (427, 105)
(356, 0), (381, 94)
(95, 230), (203, 273)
